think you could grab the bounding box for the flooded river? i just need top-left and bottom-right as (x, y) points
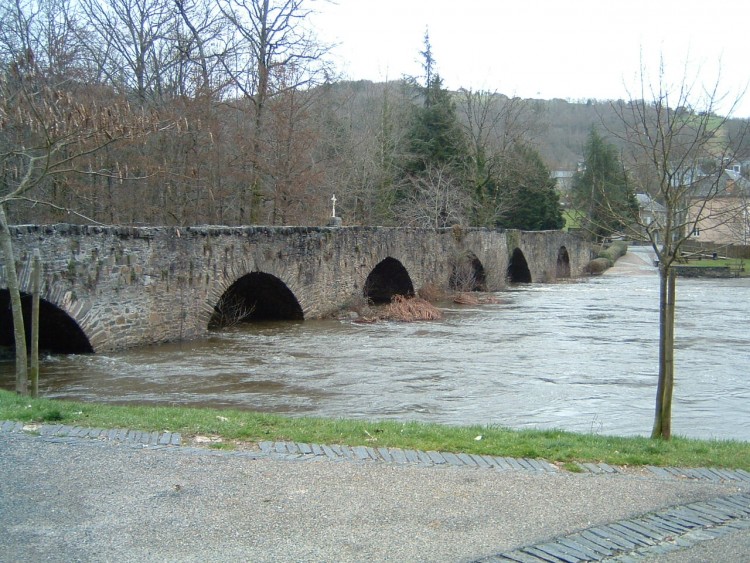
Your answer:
(2, 253), (749, 440)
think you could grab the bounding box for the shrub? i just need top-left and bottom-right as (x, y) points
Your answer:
(598, 241), (628, 263)
(586, 257), (613, 274)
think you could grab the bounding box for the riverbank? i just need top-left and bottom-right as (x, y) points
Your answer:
(2, 389), (749, 471)
(605, 246), (747, 278)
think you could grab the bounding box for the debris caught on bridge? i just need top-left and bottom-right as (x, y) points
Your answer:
(453, 292), (502, 305)
(380, 295), (443, 322)
(453, 293), (479, 305)
(352, 295), (443, 323)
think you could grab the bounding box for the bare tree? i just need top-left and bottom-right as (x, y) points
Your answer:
(0, 49), (164, 394)
(457, 89), (546, 227)
(313, 80), (413, 226)
(263, 64), (326, 224)
(172, 0), (231, 99)
(609, 60), (749, 439)
(394, 163), (471, 228)
(0, 0), (90, 82)
(79, 0), (178, 101)
(218, 0), (333, 223)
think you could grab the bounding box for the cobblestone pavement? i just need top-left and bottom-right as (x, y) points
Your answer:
(2, 421), (750, 562)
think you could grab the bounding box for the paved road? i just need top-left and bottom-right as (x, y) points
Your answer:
(603, 245), (658, 277)
(2, 424), (750, 562)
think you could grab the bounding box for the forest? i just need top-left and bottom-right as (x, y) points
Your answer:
(2, 0), (748, 231)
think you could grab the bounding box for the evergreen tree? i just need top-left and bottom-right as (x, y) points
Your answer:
(394, 30), (469, 226)
(405, 30), (467, 174)
(572, 128), (638, 239)
(495, 144), (564, 230)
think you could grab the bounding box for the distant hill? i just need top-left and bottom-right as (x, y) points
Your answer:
(322, 80), (624, 172)
(323, 81), (750, 174)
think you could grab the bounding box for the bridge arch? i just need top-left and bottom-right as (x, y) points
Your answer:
(363, 257), (415, 304)
(4, 225), (592, 350)
(0, 290), (93, 354)
(507, 248), (532, 283)
(209, 272), (304, 328)
(557, 246), (571, 279)
(449, 251), (487, 291)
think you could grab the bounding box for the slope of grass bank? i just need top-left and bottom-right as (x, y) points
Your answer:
(2, 389), (748, 471)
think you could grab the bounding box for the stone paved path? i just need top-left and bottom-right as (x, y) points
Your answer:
(2, 420), (750, 561)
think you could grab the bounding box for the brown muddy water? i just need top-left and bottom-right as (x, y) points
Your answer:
(2, 263), (749, 440)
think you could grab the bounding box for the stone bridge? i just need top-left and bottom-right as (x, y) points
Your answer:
(0, 224), (591, 353)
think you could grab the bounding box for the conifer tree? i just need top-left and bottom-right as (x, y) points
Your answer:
(395, 30), (469, 226)
(495, 144), (564, 230)
(572, 128), (638, 239)
(405, 30), (467, 174)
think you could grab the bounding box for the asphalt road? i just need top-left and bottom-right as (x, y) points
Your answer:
(2, 429), (749, 562)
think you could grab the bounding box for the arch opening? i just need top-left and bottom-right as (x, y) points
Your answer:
(449, 251), (487, 292)
(209, 272), (303, 329)
(557, 246), (571, 279)
(507, 248), (532, 283)
(364, 257), (415, 304)
(0, 290), (93, 355)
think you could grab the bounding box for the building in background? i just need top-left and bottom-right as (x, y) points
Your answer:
(687, 168), (750, 246)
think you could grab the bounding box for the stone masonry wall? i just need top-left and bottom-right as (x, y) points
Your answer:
(1, 224), (591, 352)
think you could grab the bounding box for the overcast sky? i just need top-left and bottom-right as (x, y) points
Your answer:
(310, 0), (750, 117)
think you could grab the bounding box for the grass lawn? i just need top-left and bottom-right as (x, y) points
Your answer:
(2, 389), (749, 471)
(563, 209), (585, 231)
(684, 257), (746, 268)
(680, 258), (747, 276)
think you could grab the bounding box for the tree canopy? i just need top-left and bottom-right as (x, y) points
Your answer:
(0, 4), (566, 232)
(495, 144), (564, 231)
(572, 127), (637, 239)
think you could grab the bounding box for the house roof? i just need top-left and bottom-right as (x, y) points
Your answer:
(689, 169), (750, 198)
(636, 193), (666, 214)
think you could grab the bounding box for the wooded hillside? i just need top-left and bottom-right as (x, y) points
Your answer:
(2, 0), (747, 230)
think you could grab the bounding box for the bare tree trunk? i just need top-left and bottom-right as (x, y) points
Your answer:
(30, 248), (41, 398)
(662, 268), (676, 438)
(652, 266), (667, 438)
(652, 265), (676, 439)
(0, 205), (28, 394)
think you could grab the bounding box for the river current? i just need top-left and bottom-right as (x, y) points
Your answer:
(2, 251), (748, 440)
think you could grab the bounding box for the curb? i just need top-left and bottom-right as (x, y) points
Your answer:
(258, 440), (559, 473)
(479, 494), (750, 562)
(3, 420), (750, 485)
(0, 419), (180, 446)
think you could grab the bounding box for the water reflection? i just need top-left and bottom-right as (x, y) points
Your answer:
(1, 273), (749, 440)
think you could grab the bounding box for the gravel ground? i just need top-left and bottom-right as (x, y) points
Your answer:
(2, 431), (749, 562)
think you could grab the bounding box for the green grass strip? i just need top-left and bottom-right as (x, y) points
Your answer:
(2, 389), (749, 471)
(682, 258), (747, 276)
